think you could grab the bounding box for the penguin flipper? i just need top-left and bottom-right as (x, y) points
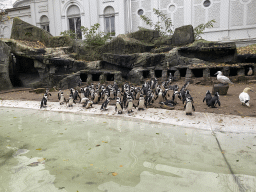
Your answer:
(203, 97), (205, 102)
(192, 104), (195, 111)
(78, 94), (81, 102)
(40, 100), (43, 108)
(217, 100), (221, 106)
(58, 93), (60, 100)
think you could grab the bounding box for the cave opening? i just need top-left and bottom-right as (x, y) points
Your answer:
(245, 66), (254, 76)
(192, 69), (204, 78)
(80, 73), (87, 82)
(167, 70), (176, 77)
(155, 70), (162, 78)
(229, 67), (237, 76)
(143, 70), (150, 78)
(179, 68), (187, 77)
(210, 68), (222, 77)
(92, 73), (101, 81)
(9, 56), (40, 87)
(106, 74), (114, 81)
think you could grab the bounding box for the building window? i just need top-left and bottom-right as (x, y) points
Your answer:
(104, 6), (115, 36)
(137, 9), (144, 15)
(40, 15), (50, 32)
(67, 5), (82, 39)
(203, 0), (211, 7)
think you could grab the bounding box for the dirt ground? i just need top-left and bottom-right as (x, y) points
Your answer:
(1, 81), (256, 117)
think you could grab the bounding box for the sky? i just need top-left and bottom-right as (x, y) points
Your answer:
(0, 0), (16, 10)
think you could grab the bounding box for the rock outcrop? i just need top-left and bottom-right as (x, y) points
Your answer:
(0, 41), (13, 90)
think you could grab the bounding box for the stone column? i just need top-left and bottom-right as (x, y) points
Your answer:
(185, 68), (193, 83)
(162, 70), (167, 80)
(114, 73), (122, 83)
(150, 70), (155, 78)
(0, 41), (12, 90)
(174, 70), (180, 81)
(99, 74), (105, 84)
(87, 74), (92, 83)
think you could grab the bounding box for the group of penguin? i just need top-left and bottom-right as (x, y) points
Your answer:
(40, 71), (254, 115)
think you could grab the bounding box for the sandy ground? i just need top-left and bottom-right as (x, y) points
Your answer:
(0, 82), (256, 133)
(1, 82), (256, 117)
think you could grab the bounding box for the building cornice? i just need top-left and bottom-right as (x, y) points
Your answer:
(5, 5), (30, 13)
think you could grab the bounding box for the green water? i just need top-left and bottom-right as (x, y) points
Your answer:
(0, 107), (256, 192)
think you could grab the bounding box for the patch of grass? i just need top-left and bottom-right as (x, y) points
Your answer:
(237, 44), (256, 55)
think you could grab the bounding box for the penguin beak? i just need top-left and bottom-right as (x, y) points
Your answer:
(214, 72), (218, 75)
(250, 90), (254, 92)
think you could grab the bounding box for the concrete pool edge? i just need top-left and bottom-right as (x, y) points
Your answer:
(0, 99), (255, 133)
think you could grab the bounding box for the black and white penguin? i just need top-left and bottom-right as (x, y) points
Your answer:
(100, 98), (110, 111)
(58, 92), (66, 105)
(126, 95), (136, 113)
(115, 97), (123, 114)
(84, 100), (93, 109)
(172, 90), (180, 104)
(208, 92), (221, 108)
(45, 88), (52, 97)
(137, 94), (146, 110)
(70, 88), (81, 102)
(203, 90), (212, 106)
(92, 90), (100, 104)
(67, 94), (76, 107)
(40, 93), (48, 108)
(184, 97), (195, 115)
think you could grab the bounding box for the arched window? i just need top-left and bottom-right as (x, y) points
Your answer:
(40, 15), (50, 32)
(104, 6), (115, 36)
(67, 5), (82, 39)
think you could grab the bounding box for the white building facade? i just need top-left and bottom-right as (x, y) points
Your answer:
(1, 0), (256, 43)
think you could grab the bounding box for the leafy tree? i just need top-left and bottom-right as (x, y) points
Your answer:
(140, 8), (173, 36)
(193, 19), (216, 40)
(60, 30), (77, 39)
(140, 8), (215, 40)
(81, 23), (113, 47)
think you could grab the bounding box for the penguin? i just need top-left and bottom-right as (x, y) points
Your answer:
(208, 92), (221, 108)
(45, 88), (52, 97)
(172, 90), (180, 104)
(81, 97), (89, 107)
(115, 97), (123, 114)
(215, 71), (234, 85)
(154, 89), (166, 104)
(160, 100), (175, 110)
(247, 67), (253, 76)
(184, 97), (195, 115)
(116, 89), (123, 101)
(59, 92), (66, 105)
(137, 94), (146, 110)
(109, 88), (115, 100)
(71, 89), (81, 102)
(92, 90), (100, 104)
(57, 89), (62, 100)
(84, 100), (93, 109)
(126, 95), (136, 113)
(239, 87), (253, 107)
(40, 93), (48, 108)
(67, 94), (76, 107)
(203, 90), (212, 106)
(100, 98), (110, 111)
(178, 88), (186, 104)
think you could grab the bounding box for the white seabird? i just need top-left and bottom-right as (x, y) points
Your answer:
(215, 71), (234, 85)
(239, 87), (253, 107)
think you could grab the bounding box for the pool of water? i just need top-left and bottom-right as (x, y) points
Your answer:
(0, 107), (256, 192)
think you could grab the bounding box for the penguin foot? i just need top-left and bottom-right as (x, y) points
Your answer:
(186, 113), (192, 115)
